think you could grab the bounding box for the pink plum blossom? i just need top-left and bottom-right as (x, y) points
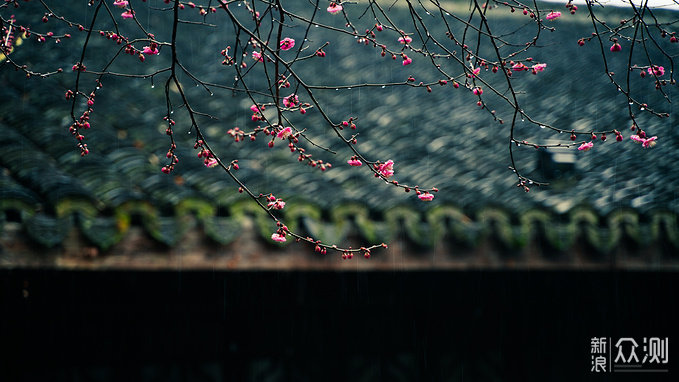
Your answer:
(327, 2), (343, 14)
(378, 160), (394, 178)
(402, 56), (412, 66)
(545, 11), (561, 20)
(279, 38), (295, 51)
(252, 51), (263, 62)
(277, 126), (292, 139)
(512, 63), (527, 71)
(471, 67), (481, 77)
(205, 158), (218, 167)
(121, 9), (134, 19)
(418, 192), (434, 201)
(143, 46), (159, 55)
(647, 65), (665, 76)
(398, 35), (412, 44)
(250, 104), (261, 113)
(347, 158), (362, 166)
(283, 94), (299, 108)
(642, 136), (658, 148)
(267, 197), (286, 210)
(532, 63), (547, 72)
(472, 87), (483, 96)
(610, 42), (621, 52)
(271, 232), (287, 242)
(631, 135), (658, 148)
(113, 0), (128, 8)
(577, 141), (594, 151)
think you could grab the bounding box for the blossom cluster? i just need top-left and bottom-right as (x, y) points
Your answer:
(266, 195), (286, 210)
(377, 160), (394, 178)
(630, 133), (658, 148)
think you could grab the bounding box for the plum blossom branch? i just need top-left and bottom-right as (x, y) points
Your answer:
(2, 0), (675, 259)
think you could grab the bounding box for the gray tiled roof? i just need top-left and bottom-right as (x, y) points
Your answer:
(0, 3), (677, 252)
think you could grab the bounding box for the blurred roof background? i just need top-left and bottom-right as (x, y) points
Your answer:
(1, 1), (677, 269)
